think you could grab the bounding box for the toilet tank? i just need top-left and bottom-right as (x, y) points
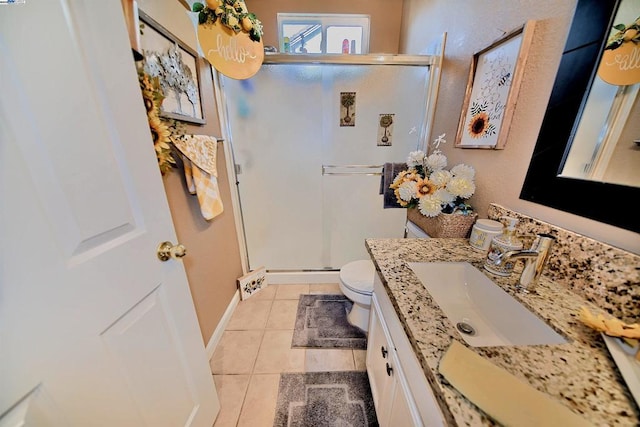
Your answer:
(406, 220), (430, 238)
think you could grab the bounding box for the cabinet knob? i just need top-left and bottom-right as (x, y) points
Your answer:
(386, 362), (393, 376)
(381, 346), (388, 358)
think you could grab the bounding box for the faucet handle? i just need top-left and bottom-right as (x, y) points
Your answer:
(530, 233), (556, 251)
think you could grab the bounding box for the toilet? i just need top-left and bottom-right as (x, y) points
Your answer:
(339, 221), (430, 332)
(405, 219), (430, 238)
(339, 259), (375, 332)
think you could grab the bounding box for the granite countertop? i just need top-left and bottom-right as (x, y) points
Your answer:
(365, 237), (640, 427)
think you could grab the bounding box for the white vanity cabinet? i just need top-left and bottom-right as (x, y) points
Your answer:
(366, 272), (446, 427)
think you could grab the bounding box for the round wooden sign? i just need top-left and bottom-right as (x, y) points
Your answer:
(597, 42), (640, 86)
(198, 21), (264, 80)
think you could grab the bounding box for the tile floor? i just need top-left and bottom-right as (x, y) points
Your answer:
(210, 283), (368, 427)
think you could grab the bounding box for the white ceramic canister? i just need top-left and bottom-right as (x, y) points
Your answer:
(469, 219), (504, 252)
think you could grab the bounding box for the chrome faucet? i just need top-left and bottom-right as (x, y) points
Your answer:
(491, 233), (557, 292)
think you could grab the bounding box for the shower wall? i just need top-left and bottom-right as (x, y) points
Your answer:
(221, 63), (431, 270)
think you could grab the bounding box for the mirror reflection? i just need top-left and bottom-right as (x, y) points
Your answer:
(560, 0), (640, 188)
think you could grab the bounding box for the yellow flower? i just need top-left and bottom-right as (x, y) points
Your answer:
(393, 189), (409, 207)
(415, 178), (437, 197)
(148, 115), (171, 147)
(467, 112), (490, 138)
(139, 67), (181, 175)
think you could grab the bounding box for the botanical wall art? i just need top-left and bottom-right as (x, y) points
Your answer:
(377, 114), (394, 146)
(340, 92), (356, 127)
(139, 11), (205, 124)
(455, 21), (536, 149)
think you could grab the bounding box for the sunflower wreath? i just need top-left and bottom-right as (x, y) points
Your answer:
(192, 0), (263, 42)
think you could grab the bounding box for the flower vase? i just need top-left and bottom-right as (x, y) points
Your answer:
(407, 207), (477, 238)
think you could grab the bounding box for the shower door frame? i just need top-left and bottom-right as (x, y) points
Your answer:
(213, 41), (446, 281)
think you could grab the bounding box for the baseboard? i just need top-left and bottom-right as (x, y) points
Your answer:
(266, 270), (340, 284)
(205, 289), (240, 360)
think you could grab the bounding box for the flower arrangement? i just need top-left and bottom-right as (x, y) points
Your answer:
(390, 134), (476, 217)
(192, 0), (263, 42)
(138, 66), (185, 175)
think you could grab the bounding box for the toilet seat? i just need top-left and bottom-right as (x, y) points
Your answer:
(339, 260), (374, 295)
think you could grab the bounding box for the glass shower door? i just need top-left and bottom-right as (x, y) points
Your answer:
(221, 65), (326, 270)
(320, 65), (430, 267)
(221, 61), (431, 271)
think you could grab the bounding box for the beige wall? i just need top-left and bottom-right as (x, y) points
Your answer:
(246, 0), (403, 54)
(137, 0), (243, 344)
(399, 0), (639, 254)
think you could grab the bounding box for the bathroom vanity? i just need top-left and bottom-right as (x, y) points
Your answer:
(364, 235), (639, 426)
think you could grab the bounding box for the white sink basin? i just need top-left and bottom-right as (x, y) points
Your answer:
(407, 262), (567, 347)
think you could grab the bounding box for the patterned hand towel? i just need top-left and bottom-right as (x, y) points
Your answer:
(381, 162), (407, 208)
(174, 135), (224, 220)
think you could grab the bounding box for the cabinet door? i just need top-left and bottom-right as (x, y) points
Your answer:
(366, 300), (394, 423)
(387, 355), (422, 427)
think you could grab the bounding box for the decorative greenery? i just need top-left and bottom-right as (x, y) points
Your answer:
(138, 66), (185, 175)
(192, 0), (263, 42)
(605, 16), (640, 50)
(390, 134), (475, 217)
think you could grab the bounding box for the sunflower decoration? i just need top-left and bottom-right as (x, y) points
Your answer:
(192, 0), (263, 42)
(467, 101), (496, 139)
(138, 66), (184, 175)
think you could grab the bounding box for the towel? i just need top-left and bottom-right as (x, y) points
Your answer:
(439, 341), (593, 427)
(174, 135), (224, 220)
(381, 162), (407, 208)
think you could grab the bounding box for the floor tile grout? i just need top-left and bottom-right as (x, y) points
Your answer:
(213, 283), (366, 427)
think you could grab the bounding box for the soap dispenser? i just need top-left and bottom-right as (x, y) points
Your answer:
(483, 216), (523, 276)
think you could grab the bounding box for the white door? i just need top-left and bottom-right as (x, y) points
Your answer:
(0, 1), (219, 426)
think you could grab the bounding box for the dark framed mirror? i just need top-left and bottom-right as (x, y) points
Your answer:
(519, 0), (640, 233)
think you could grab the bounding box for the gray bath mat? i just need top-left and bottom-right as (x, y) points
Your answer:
(273, 371), (378, 427)
(292, 294), (367, 349)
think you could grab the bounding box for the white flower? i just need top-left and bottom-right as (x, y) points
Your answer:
(391, 172), (406, 188)
(391, 132), (476, 218)
(424, 150), (447, 171)
(406, 150), (426, 168)
(418, 194), (444, 217)
(446, 176), (476, 199)
(429, 169), (451, 187)
(398, 180), (417, 202)
(432, 133), (447, 149)
(450, 163), (475, 180)
(434, 188), (455, 205)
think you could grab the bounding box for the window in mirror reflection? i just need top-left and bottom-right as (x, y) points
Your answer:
(278, 13), (370, 54)
(560, 0), (640, 188)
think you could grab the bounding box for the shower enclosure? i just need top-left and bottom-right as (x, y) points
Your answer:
(215, 46), (444, 275)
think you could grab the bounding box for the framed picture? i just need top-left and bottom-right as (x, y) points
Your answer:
(237, 266), (268, 300)
(138, 10), (205, 124)
(455, 20), (536, 149)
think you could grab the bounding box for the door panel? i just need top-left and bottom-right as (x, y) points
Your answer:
(0, 1), (218, 426)
(101, 288), (198, 427)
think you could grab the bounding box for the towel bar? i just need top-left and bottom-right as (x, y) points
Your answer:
(322, 164), (383, 176)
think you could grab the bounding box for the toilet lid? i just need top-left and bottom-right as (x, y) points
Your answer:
(339, 260), (375, 294)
